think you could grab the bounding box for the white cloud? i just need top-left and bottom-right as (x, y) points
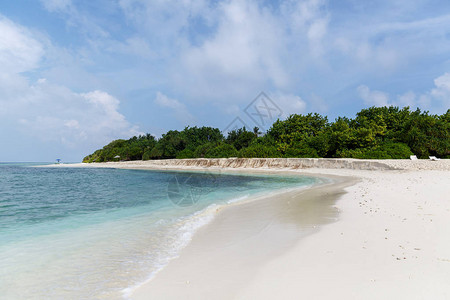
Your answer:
(111, 37), (156, 59)
(431, 73), (450, 97)
(178, 0), (289, 100)
(430, 72), (450, 109)
(376, 14), (450, 35)
(118, 0), (211, 56)
(397, 91), (416, 107)
(418, 94), (432, 108)
(154, 92), (195, 124)
(113, 0), (328, 104)
(357, 85), (390, 106)
(358, 72), (450, 113)
(177, 0), (323, 102)
(0, 16), (140, 154)
(3, 0), (448, 159)
(0, 16), (44, 73)
(273, 92), (307, 117)
(38, 0), (332, 114)
(64, 119), (79, 129)
(40, 0), (72, 13)
(40, 0), (108, 39)
(331, 12), (450, 74)
(308, 93), (329, 114)
(0, 78), (141, 148)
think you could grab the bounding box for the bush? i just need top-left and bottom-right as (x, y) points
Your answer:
(205, 143), (238, 158)
(284, 146), (319, 158)
(142, 149), (151, 160)
(176, 149), (195, 159)
(380, 142), (413, 159)
(238, 144), (281, 158)
(143, 146), (163, 160)
(226, 128), (256, 150)
(194, 142), (217, 158)
(335, 142), (413, 159)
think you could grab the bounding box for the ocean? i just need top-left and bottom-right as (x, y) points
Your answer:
(0, 163), (319, 299)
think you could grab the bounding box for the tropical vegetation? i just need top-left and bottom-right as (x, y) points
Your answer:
(82, 106), (450, 162)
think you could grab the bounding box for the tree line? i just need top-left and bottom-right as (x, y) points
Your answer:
(82, 106), (449, 162)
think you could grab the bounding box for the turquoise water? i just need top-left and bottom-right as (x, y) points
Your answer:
(0, 163), (318, 299)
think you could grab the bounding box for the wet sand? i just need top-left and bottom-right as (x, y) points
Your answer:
(130, 174), (355, 299)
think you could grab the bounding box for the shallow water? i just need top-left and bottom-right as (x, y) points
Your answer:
(0, 163), (318, 299)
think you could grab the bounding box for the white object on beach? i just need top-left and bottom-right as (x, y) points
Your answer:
(429, 156), (440, 161)
(410, 155), (418, 160)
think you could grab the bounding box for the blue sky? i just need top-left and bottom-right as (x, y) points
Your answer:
(1, 0), (449, 162)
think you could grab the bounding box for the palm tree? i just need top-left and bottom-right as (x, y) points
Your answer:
(253, 126), (261, 137)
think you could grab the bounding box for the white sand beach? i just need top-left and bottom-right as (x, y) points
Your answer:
(52, 159), (450, 299)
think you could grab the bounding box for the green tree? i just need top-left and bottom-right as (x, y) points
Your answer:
(205, 143), (238, 158)
(226, 127), (256, 150)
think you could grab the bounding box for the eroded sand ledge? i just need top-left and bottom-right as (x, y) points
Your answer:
(50, 159), (450, 299)
(58, 157), (449, 171)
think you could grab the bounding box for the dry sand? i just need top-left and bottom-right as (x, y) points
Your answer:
(235, 168), (450, 300)
(47, 159), (450, 299)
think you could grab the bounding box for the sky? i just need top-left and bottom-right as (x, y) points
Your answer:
(1, 0), (449, 162)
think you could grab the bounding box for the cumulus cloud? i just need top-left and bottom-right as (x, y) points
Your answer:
(397, 91), (416, 107)
(0, 16), (140, 156)
(281, 0), (329, 57)
(35, 0), (450, 116)
(177, 0), (289, 100)
(330, 10), (450, 75)
(0, 16), (44, 73)
(114, 0), (329, 103)
(358, 72), (450, 113)
(431, 73), (450, 97)
(2, 1), (448, 159)
(273, 93), (307, 117)
(308, 93), (329, 114)
(357, 85), (390, 106)
(118, 0), (212, 58)
(1, 78), (141, 148)
(154, 92), (196, 124)
(430, 73), (450, 110)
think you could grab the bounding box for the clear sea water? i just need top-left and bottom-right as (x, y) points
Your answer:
(0, 163), (318, 299)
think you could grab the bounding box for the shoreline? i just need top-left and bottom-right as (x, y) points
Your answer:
(40, 159), (450, 299)
(122, 172), (335, 298)
(43, 157), (450, 172)
(129, 171), (356, 299)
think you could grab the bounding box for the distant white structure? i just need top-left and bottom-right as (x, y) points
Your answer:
(410, 155), (418, 160)
(429, 156), (440, 161)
